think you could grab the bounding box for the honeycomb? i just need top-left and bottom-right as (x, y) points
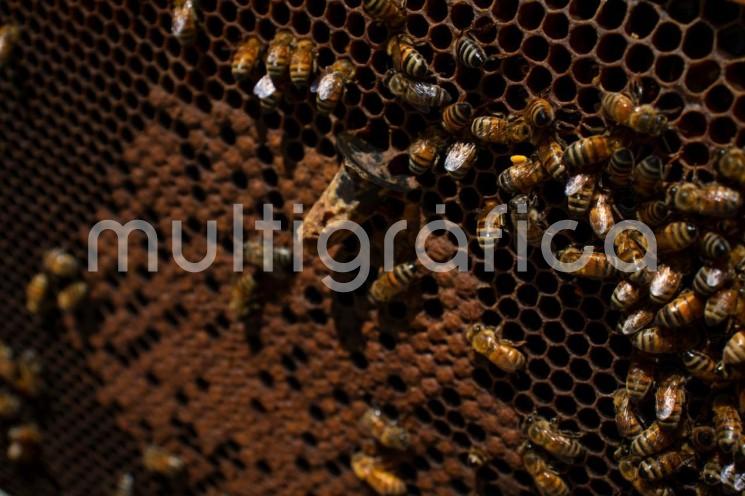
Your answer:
(0, 0), (743, 494)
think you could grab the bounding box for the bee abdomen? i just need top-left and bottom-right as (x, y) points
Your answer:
(699, 231), (731, 259)
(456, 36), (486, 68)
(441, 102), (473, 134)
(723, 330), (745, 366)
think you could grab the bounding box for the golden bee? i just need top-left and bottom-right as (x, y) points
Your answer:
(656, 290), (704, 329)
(387, 34), (429, 80)
(563, 135), (621, 171)
(441, 102), (473, 135)
(701, 451), (722, 485)
(639, 446), (695, 481)
(289, 38), (316, 89)
(0, 391), (20, 419)
(359, 408), (410, 450)
(244, 240), (292, 273)
(521, 445), (570, 496)
(7, 423), (41, 463)
(171, 0), (198, 45)
(0, 23), (20, 67)
(655, 373), (686, 428)
(631, 421), (678, 457)
(717, 147), (745, 187)
(599, 82), (668, 136)
(456, 33), (487, 69)
(724, 330), (745, 366)
(558, 247), (617, 280)
(713, 395), (743, 454)
(362, 0), (406, 28)
(631, 326), (697, 354)
(565, 174), (597, 217)
(408, 128), (445, 175)
(611, 280), (642, 311)
(471, 115), (531, 144)
(633, 155), (665, 199)
(665, 182), (742, 219)
(690, 425), (716, 453)
(617, 308), (655, 336)
(43, 248), (79, 278)
(523, 97), (556, 130)
(626, 359), (654, 401)
(351, 452), (406, 495)
(648, 265), (683, 305)
(477, 199), (507, 250)
(228, 273), (259, 319)
(443, 141), (478, 179)
(253, 74), (282, 111)
(143, 445), (185, 477)
(266, 31), (294, 83)
(510, 195), (546, 247)
(465, 323), (526, 373)
(537, 138), (566, 180)
(14, 350), (42, 397)
(57, 281), (89, 312)
(705, 288), (738, 327)
(498, 155), (548, 194)
(385, 70), (450, 111)
(619, 456), (675, 496)
(692, 266), (731, 297)
(368, 262), (419, 304)
(606, 147), (634, 188)
(613, 389), (643, 438)
(636, 200), (669, 228)
(699, 231), (731, 260)
(523, 415), (584, 463)
(314, 59), (356, 114)
(588, 192), (615, 238)
(232, 36), (262, 81)
(26, 272), (50, 315)
(680, 350), (719, 383)
(615, 229), (648, 268)
(654, 221), (699, 253)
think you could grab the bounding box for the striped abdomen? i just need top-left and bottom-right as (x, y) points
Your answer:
(699, 231), (731, 259)
(713, 398), (742, 454)
(635, 200), (669, 227)
(564, 135), (617, 170)
(705, 288), (738, 326)
(639, 451), (691, 481)
(631, 422), (675, 457)
(656, 291), (704, 329)
(722, 330), (745, 366)
(607, 147), (634, 187)
(692, 266), (729, 297)
(680, 350), (718, 382)
(626, 360), (653, 401)
(456, 35), (486, 68)
(477, 200), (505, 249)
(266, 33), (294, 82)
(525, 97), (554, 129)
(363, 0), (405, 27)
(408, 137), (439, 175)
(633, 155), (664, 198)
(718, 147), (745, 186)
(172, 0), (198, 44)
(471, 116), (508, 143)
(654, 222), (698, 253)
(368, 262), (419, 303)
(538, 140), (565, 179)
(441, 102), (473, 134)
(601, 92), (634, 125)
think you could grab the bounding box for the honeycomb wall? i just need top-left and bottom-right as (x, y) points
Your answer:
(0, 0), (743, 495)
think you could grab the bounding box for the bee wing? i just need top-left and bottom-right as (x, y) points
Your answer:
(409, 80), (450, 110)
(253, 75), (276, 98)
(317, 73), (342, 101)
(310, 76), (320, 93)
(655, 385), (675, 419)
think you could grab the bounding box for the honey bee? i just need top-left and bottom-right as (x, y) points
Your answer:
(57, 281), (88, 312)
(143, 445), (185, 477)
(654, 222), (699, 253)
(456, 33), (487, 69)
(713, 395), (743, 454)
(523, 415), (584, 463)
(43, 248), (79, 278)
(636, 201), (670, 228)
(362, 0), (406, 28)
(720, 461), (745, 493)
(599, 82), (669, 136)
(266, 31), (294, 83)
(613, 389), (643, 438)
(617, 308), (655, 336)
(465, 323), (526, 373)
(387, 34), (429, 80)
(229, 273), (259, 319)
(558, 247), (617, 280)
(724, 330), (745, 366)
(289, 39), (316, 89)
(385, 70), (450, 112)
(498, 155), (548, 195)
(692, 266), (731, 297)
(656, 290), (704, 329)
(510, 195), (546, 247)
(244, 240), (292, 274)
(0, 24), (20, 67)
(171, 0), (198, 45)
(615, 230), (648, 268)
(626, 359), (654, 402)
(314, 59), (356, 114)
(666, 182), (742, 219)
(524, 97), (557, 130)
(606, 147), (634, 187)
(691, 425), (716, 453)
(441, 102), (473, 135)
(649, 265), (683, 305)
(253, 74), (282, 111)
(612, 281), (642, 311)
(368, 262), (419, 304)
(619, 456), (675, 496)
(631, 422), (678, 457)
(655, 373), (686, 428)
(589, 192), (615, 238)
(639, 447), (695, 481)
(408, 128), (445, 175)
(701, 451), (722, 485)
(471, 115), (531, 144)
(477, 199), (507, 250)
(351, 452), (406, 495)
(633, 155), (665, 199)
(26, 273), (50, 315)
(360, 408), (410, 450)
(113, 473), (134, 496)
(680, 350), (719, 383)
(232, 36), (262, 81)
(444, 142), (478, 179)
(14, 350), (42, 397)
(565, 174), (597, 217)
(699, 231), (731, 260)
(537, 139), (566, 180)
(7, 423), (41, 463)
(564, 135), (621, 171)
(521, 446), (570, 496)
(0, 391), (20, 419)
(717, 147), (745, 187)
(632, 326), (697, 354)
(705, 288), (739, 327)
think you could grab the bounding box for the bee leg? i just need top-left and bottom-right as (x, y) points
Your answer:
(579, 121), (606, 136)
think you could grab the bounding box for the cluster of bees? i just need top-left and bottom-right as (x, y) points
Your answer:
(26, 248), (88, 315)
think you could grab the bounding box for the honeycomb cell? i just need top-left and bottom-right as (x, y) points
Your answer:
(517, 2), (546, 30)
(678, 111), (707, 137)
(569, 24), (597, 54)
(596, 34), (626, 63)
(655, 54), (685, 83)
(682, 21), (714, 59)
(685, 60), (721, 93)
(543, 12), (569, 40)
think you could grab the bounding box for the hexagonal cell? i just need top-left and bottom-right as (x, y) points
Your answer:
(682, 21), (714, 59)
(625, 1), (658, 38)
